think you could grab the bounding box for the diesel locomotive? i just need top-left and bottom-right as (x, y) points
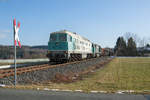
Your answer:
(47, 30), (102, 62)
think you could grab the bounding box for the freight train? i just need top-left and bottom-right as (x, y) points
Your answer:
(47, 30), (102, 62)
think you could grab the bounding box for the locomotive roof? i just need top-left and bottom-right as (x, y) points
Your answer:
(51, 30), (91, 42)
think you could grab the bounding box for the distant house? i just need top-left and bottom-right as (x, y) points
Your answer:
(144, 47), (150, 51)
(137, 46), (150, 56)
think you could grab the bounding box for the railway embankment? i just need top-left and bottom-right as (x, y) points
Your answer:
(0, 57), (112, 85)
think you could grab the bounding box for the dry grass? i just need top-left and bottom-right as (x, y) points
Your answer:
(6, 57), (150, 93)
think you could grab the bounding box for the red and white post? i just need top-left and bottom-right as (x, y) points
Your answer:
(13, 18), (21, 86)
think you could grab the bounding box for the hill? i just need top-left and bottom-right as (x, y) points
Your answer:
(0, 45), (48, 59)
(31, 45), (48, 50)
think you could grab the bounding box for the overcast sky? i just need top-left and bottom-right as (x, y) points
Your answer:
(0, 0), (150, 47)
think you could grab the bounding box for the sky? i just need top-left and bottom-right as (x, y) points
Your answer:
(0, 0), (150, 47)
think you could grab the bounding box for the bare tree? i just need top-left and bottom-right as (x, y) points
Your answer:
(124, 32), (142, 47)
(139, 37), (148, 47)
(148, 38), (150, 44)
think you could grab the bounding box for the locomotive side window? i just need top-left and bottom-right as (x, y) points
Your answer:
(50, 34), (57, 41)
(77, 39), (79, 44)
(68, 35), (72, 42)
(59, 34), (66, 41)
(70, 36), (72, 42)
(74, 38), (76, 42)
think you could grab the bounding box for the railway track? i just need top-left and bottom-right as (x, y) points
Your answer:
(0, 61), (49, 69)
(0, 57), (112, 79)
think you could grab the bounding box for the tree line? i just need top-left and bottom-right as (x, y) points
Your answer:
(114, 32), (150, 56)
(0, 45), (48, 59)
(114, 37), (137, 56)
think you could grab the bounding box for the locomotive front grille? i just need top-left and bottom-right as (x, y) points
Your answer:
(49, 51), (68, 61)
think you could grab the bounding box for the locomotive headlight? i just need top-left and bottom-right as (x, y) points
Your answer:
(64, 51), (68, 54)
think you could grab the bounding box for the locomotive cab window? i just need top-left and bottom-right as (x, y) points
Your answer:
(70, 36), (72, 42)
(68, 35), (72, 42)
(50, 34), (57, 41)
(59, 34), (66, 41)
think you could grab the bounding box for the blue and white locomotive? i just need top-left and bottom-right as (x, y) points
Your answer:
(47, 30), (101, 62)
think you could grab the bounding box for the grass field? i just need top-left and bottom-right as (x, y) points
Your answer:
(10, 57), (150, 93)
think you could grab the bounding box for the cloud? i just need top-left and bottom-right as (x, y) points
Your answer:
(0, 33), (6, 39)
(0, 30), (10, 39)
(1, 30), (10, 33)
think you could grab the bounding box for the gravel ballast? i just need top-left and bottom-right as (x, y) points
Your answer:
(0, 57), (112, 85)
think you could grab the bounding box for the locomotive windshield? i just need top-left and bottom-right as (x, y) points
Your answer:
(50, 34), (57, 41)
(50, 33), (67, 42)
(59, 33), (66, 41)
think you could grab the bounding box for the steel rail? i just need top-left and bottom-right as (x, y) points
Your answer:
(0, 57), (109, 79)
